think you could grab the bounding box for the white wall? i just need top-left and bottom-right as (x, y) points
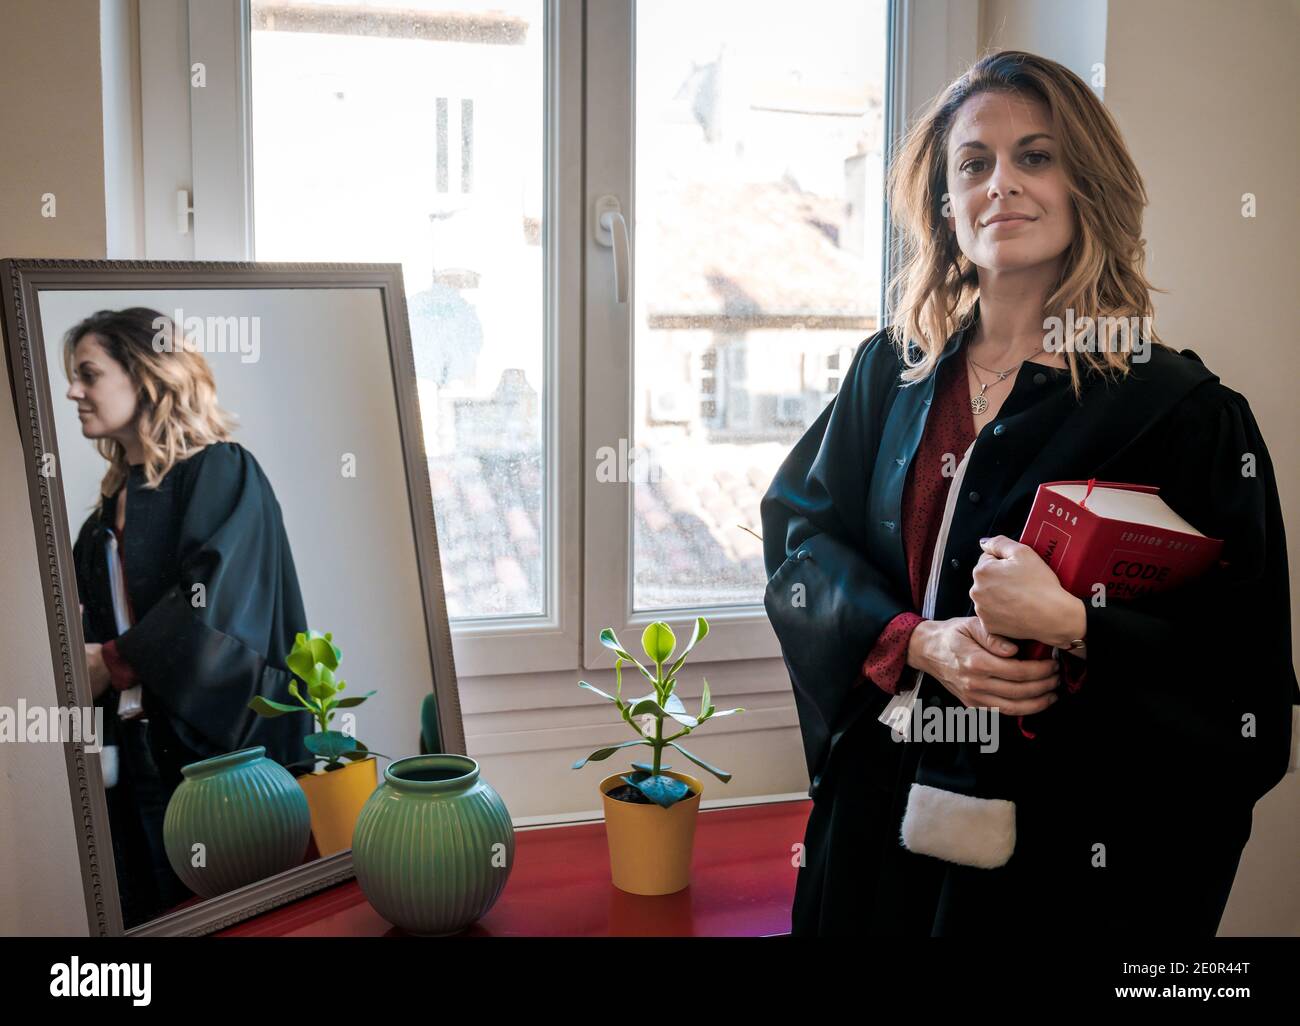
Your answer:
(981, 0), (1108, 90)
(0, 0), (106, 936)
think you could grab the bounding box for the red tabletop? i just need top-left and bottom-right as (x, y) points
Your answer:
(218, 798), (810, 936)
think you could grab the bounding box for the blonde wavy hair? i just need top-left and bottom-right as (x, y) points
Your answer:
(63, 307), (237, 497)
(886, 49), (1165, 398)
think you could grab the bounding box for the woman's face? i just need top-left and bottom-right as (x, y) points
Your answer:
(66, 334), (138, 442)
(944, 90), (1075, 277)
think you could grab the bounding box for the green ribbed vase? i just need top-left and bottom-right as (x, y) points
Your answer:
(163, 746), (312, 899)
(352, 754), (514, 936)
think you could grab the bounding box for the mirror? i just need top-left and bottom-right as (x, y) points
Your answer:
(0, 260), (464, 935)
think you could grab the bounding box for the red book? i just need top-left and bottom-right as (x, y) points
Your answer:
(1014, 479), (1224, 660)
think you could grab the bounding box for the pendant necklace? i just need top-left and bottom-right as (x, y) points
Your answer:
(966, 353), (1023, 415)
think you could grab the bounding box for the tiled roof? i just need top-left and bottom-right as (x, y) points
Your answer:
(641, 178), (876, 322)
(430, 438), (796, 618)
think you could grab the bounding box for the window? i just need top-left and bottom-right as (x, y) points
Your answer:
(146, 0), (965, 678)
(585, 0), (890, 666)
(248, 0), (548, 625)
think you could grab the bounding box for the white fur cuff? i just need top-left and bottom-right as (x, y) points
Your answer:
(900, 783), (1016, 869)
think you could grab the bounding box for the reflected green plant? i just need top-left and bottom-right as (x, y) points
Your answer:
(249, 629), (382, 773)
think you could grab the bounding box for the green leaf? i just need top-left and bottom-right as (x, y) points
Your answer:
(641, 621), (676, 666)
(661, 692), (687, 714)
(340, 744), (386, 761)
(598, 628), (656, 684)
(286, 644), (318, 686)
(286, 646), (316, 683)
(632, 689), (692, 726)
(306, 630), (341, 668)
(630, 690), (684, 711)
(666, 616), (710, 678)
(307, 679), (334, 701)
(699, 677), (712, 720)
(578, 680), (623, 706)
(703, 707), (744, 720)
(247, 696), (305, 717)
(304, 731), (359, 760)
(287, 630), (341, 683)
(630, 761), (670, 774)
(334, 689), (376, 709)
(625, 772), (690, 809)
(627, 697), (666, 719)
(571, 738), (651, 769)
(304, 665), (336, 697)
(667, 741), (732, 783)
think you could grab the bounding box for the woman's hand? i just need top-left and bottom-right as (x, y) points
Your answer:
(969, 535), (1087, 648)
(906, 615), (1060, 714)
(84, 643), (111, 699)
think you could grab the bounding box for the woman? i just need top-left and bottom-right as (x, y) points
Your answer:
(66, 307), (311, 927)
(761, 51), (1297, 937)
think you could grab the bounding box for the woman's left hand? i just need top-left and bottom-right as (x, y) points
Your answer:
(84, 643), (111, 699)
(969, 536), (1087, 647)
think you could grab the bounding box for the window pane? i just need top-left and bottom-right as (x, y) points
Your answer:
(249, 0), (546, 618)
(633, 0), (888, 610)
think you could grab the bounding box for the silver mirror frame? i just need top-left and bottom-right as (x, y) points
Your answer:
(0, 259), (466, 936)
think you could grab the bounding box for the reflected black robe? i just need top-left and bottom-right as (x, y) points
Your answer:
(74, 441), (312, 783)
(761, 305), (1298, 937)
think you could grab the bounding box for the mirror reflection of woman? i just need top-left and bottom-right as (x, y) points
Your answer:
(65, 307), (311, 928)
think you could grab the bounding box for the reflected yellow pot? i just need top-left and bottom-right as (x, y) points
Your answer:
(297, 757), (379, 856)
(599, 769), (702, 895)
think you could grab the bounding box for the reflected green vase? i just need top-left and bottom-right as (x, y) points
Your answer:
(352, 754), (514, 935)
(163, 746), (312, 899)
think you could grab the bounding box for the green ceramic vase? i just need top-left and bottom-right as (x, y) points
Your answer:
(352, 754), (514, 935)
(163, 746), (312, 899)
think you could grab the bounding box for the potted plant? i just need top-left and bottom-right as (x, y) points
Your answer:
(249, 630), (381, 856)
(572, 616), (743, 895)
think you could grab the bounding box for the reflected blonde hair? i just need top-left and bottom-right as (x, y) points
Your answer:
(63, 307), (237, 497)
(885, 49), (1164, 397)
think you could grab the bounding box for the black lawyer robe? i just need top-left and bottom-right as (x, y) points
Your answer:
(74, 441), (312, 783)
(760, 305), (1298, 936)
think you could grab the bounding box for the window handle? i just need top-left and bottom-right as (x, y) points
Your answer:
(593, 194), (629, 304)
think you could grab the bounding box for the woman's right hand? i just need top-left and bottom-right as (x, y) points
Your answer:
(905, 616), (1060, 715)
(84, 643), (112, 700)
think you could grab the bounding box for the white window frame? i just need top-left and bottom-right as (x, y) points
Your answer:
(135, 0), (976, 684)
(580, 0), (976, 671)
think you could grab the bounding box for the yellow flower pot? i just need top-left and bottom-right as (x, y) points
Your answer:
(599, 769), (702, 895)
(297, 757), (379, 856)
